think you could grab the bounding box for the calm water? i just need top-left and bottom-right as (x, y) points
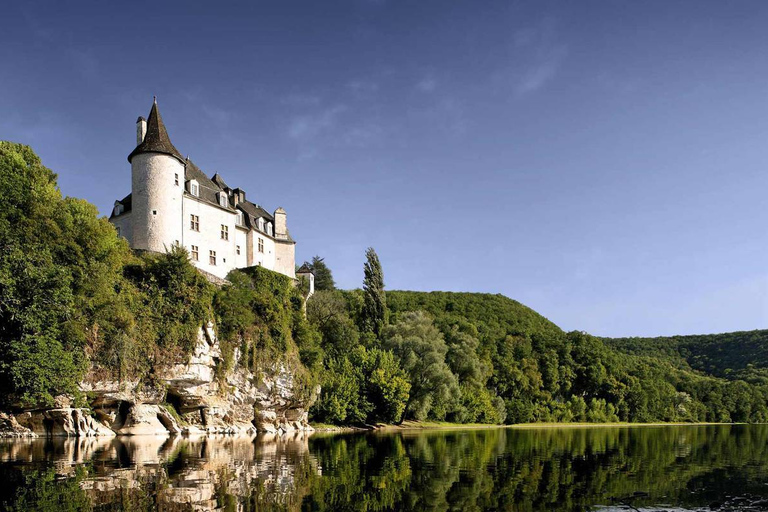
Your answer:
(1, 425), (767, 511)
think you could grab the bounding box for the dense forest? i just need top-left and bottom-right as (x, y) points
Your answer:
(2, 141), (768, 426)
(607, 331), (768, 384)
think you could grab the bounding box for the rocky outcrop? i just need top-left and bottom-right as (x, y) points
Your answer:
(0, 322), (316, 437)
(2, 408), (115, 438)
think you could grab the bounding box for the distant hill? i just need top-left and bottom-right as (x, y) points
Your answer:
(606, 330), (768, 384)
(387, 291), (563, 340)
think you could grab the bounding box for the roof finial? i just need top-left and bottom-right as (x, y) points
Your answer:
(153, 95), (157, 104)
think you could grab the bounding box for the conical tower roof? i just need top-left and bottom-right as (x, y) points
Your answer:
(127, 98), (185, 163)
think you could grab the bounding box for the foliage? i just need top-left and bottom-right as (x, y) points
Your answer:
(381, 311), (459, 421)
(307, 255), (336, 291)
(215, 265), (320, 397)
(361, 247), (388, 337)
(0, 143), (317, 407)
(607, 330), (768, 384)
(311, 346), (410, 424)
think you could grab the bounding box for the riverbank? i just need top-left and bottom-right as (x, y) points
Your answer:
(310, 420), (738, 432)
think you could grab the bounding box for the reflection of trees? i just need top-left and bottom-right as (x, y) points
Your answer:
(2, 426), (768, 511)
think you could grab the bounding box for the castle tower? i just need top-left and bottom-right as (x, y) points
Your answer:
(127, 98), (185, 253)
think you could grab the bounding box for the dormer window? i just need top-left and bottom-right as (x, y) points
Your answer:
(218, 192), (227, 208)
(257, 217), (265, 231)
(236, 211), (244, 226)
(266, 222), (273, 236)
(113, 204), (123, 216)
(190, 180), (199, 197)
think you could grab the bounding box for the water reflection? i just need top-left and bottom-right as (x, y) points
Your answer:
(1, 425), (767, 511)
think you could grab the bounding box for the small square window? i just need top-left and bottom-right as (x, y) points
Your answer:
(191, 245), (199, 261)
(236, 245), (240, 255)
(152, 210), (157, 215)
(209, 250), (216, 266)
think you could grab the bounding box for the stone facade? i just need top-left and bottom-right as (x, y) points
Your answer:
(109, 99), (296, 280)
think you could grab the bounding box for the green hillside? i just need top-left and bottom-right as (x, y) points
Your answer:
(606, 330), (768, 384)
(307, 287), (768, 425)
(387, 291), (563, 340)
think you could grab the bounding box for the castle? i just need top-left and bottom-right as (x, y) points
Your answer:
(110, 99), (299, 281)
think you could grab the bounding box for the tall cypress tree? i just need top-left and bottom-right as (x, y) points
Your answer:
(362, 247), (388, 337)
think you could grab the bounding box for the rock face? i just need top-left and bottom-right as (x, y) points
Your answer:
(0, 323), (315, 437)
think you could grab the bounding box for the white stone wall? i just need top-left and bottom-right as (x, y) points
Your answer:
(131, 153), (185, 253)
(115, 155), (296, 280)
(248, 229), (276, 270)
(234, 227), (248, 269)
(273, 240), (296, 278)
(111, 212), (133, 246)
(182, 196), (238, 279)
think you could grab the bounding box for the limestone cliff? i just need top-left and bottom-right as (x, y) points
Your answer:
(0, 323), (315, 437)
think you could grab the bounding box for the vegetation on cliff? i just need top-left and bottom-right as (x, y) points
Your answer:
(0, 142), (315, 408)
(2, 142), (767, 426)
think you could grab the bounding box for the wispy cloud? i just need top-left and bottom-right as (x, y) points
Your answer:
(416, 77), (437, 93)
(517, 46), (568, 94)
(506, 20), (569, 96)
(287, 104), (348, 141)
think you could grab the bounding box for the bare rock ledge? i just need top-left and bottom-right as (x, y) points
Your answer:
(0, 324), (315, 438)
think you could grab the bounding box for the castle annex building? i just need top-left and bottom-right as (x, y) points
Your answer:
(110, 99), (296, 280)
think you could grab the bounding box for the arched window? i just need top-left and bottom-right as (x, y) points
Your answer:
(266, 222), (273, 236)
(257, 217), (264, 231)
(218, 192), (228, 208)
(236, 211), (244, 226)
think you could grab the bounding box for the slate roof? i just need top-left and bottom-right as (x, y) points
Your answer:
(211, 173), (230, 190)
(184, 159), (234, 210)
(296, 263), (313, 275)
(127, 99), (185, 164)
(109, 193), (132, 219)
(114, 99), (293, 242)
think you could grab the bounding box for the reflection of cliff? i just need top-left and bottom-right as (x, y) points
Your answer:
(0, 434), (317, 511)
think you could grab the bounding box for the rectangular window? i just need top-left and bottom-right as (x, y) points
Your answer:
(191, 183), (199, 196)
(116, 226), (121, 237)
(219, 194), (227, 207)
(258, 238), (264, 253)
(209, 250), (216, 265)
(236, 245), (241, 255)
(220, 224), (229, 240)
(175, 173), (179, 186)
(191, 245), (199, 261)
(190, 214), (199, 231)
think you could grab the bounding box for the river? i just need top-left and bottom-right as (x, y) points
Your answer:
(1, 424), (767, 511)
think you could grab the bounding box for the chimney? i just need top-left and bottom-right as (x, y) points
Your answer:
(136, 116), (147, 145)
(232, 188), (245, 207)
(274, 207), (287, 238)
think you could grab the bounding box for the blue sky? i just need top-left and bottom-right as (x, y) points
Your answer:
(2, 0), (767, 337)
